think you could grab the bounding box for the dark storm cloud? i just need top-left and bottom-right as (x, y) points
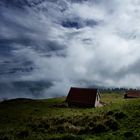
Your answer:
(0, 81), (53, 99)
(114, 59), (140, 80)
(1, 0), (140, 98)
(61, 18), (99, 29)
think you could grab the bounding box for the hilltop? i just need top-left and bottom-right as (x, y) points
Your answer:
(0, 93), (140, 140)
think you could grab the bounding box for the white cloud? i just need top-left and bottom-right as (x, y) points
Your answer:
(1, 0), (140, 98)
(70, 2), (106, 20)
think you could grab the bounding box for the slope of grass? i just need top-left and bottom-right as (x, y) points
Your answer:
(0, 93), (140, 140)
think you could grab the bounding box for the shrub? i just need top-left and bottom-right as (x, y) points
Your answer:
(78, 126), (93, 135)
(38, 122), (50, 129)
(56, 125), (65, 133)
(16, 129), (29, 138)
(63, 123), (81, 134)
(48, 134), (84, 140)
(114, 112), (126, 120)
(106, 111), (114, 116)
(93, 123), (106, 133)
(61, 135), (84, 140)
(0, 136), (9, 140)
(104, 119), (118, 131)
(124, 131), (134, 138)
(28, 119), (50, 132)
(54, 118), (66, 125)
(88, 122), (95, 127)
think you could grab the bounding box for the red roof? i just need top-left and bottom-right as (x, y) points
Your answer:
(66, 87), (98, 107)
(125, 90), (140, 98)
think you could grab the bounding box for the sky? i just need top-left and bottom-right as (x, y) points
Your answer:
(0, 0), (140, 98)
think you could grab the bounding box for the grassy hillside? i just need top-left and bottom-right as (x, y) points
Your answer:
(0, 93), (140, 140)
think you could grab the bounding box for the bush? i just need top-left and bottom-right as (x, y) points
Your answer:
(106, 111), (114, 116)
(0, 136), (9, 140)
(88, 122), (95, 127)
(16, 129), (29, 138)
(78, 126), (92, 135)
(28, 119), (50, 132)
(63, 123), (81, 134)
(48, 134), (84, 140)
(124, 131), (134, 137)
(93, 123), (106, 133)
(54, 117), (67, 125)
(114, 112), (126, 120)
(38, 122), (50, 129)
(61, 135), (84, 140)
(104, 119), (118, 131)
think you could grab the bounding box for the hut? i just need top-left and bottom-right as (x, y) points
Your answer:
(124, 90), (140, 98)
(66, 87), (101, 107)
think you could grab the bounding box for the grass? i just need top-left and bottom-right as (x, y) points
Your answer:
(0, 93), (140, 140)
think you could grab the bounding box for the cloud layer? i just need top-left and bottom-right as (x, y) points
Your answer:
(1, 0), (140, 98)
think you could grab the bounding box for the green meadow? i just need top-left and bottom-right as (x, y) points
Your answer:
(0, 93), (140, 140)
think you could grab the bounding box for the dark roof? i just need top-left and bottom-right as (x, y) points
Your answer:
(125, 90), (140, 98)
(66, 87), (98, 107)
